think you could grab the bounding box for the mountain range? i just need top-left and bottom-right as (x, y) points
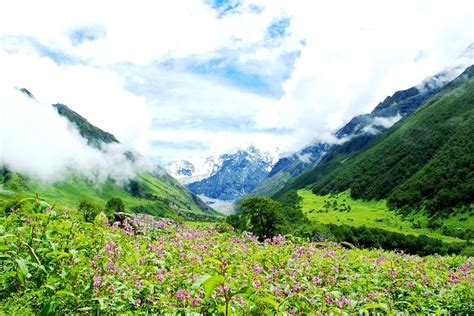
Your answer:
(171, 47), (473, 207)
(276, 64), (474, 217)
(2, 45), (473, 223)
(167, 147), (277, 202)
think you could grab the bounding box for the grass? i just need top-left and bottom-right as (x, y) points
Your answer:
(0, 172), (222, 218)
(298, 189), (470, 243)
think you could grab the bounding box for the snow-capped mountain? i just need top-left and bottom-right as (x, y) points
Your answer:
(166, 156), (222, 185)
(167, 147), (279, 202)
(186, 146), (278, 200)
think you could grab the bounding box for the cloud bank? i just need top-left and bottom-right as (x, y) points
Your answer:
(0, 85), (148, 183)
(1, 0), (474, 168)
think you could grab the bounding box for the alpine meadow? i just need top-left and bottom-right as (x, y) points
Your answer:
(0, 1), (473, 314)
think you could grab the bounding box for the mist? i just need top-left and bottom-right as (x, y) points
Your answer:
(0, 86), (150, 183)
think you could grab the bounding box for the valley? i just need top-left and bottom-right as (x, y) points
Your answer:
(1, 4), (473, 313)
(298, 189), (471, 243)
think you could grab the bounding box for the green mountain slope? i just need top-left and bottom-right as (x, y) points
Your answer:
(53, 103), (119, 148)
(1, 90), (221, 220)
(0, 168), (219, 220)
(279, 65), (474, 216)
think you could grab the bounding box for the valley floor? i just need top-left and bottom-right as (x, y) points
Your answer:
(1, 202), (472, 314)
(298, 189), (472, 243)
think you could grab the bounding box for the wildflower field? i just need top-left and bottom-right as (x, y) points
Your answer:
(0, 201), (473, 314)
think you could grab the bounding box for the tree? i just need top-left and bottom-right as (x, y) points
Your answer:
(106, 197), (125, 220)
(225, 214), (242, 230)
(239, 196), (284, 239)
(78, 199), (104, 223)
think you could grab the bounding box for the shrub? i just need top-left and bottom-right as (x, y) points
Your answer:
(105, 197), (125, 220)
(78, 199), (104, 222)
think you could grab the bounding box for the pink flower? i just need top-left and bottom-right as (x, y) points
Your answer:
(156, 269), (164, 282)
(253, 265), (264, 274)
(273, 285), (284, 296)
(325, 295), (332, 304)
(335, 297), (351, 308)
(408, 280), (414, 290)
(218, 284), (230, 293)
(312, 277), (322, 285)
(296, 246), (305, 257)
(135, 276), (142, 288)
(105, 241), (117, 256)
(368, 291), (378, 300)
(135, 299), (141, 306)
(107, 262), (117, 274)
(272, 235), (286, 245)
(175, 289), (190, 301)
(449, 275), (459, 284)
(252, 280), (261, 289)
(93, 276), (102, 291)
(293, 283), (301, 292)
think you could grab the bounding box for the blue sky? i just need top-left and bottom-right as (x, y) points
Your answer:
(1, 0), (474, 165)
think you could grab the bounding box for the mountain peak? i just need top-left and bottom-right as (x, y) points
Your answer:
(52, 103), (119, 149)
(458, 42), (474, 59)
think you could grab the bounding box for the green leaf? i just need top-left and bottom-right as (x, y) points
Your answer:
(202, 275), (224, 299)
(204, 257), (222, 267)
(55, 290), (76, 298)
(192, 274), (212, 289)
(234, 286), (256, 298)
(16, 258), (30, 285)
(47, 251), (70, 258)
(259, 296), (279, 310)
(361, 302), (388, 311)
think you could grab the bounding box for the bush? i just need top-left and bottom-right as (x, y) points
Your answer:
(78, 199), (104, 223)
(105, 197), (125, 220)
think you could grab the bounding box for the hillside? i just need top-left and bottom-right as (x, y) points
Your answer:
(255, 62), (464, 198)
(1, 89), (221, 220)
(250, 143), (329, 197)
(52, 103), (119, 149)
(281, 65), (474, 216)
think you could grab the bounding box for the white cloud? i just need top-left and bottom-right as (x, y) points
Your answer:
(253, 0), (474, 145)
(373, 114), (403, 130)
(1, 0), (473, 169)
(0, 51), (152, 154)
(0, 87), (149, 182)
(0, 0), (280, 65)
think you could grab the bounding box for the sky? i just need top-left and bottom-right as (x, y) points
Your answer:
(1, 0), (474, 167)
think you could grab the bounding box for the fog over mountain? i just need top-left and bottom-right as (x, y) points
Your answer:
(0, 87), (150, 183)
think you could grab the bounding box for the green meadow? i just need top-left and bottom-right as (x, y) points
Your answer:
(298, 189), (472, 243)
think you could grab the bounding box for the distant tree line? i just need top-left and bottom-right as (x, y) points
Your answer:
(227, 191), (472, 256)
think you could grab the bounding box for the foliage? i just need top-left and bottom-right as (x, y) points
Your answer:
(297, 189), (473, 243)
(233, 196), (285, 239)
(320, 224), (465, 256)
(1, 199), (472, 314)
(0, 171), (223, 222)
(105, 197), (124, 220)
(78, 199), (104, 223)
